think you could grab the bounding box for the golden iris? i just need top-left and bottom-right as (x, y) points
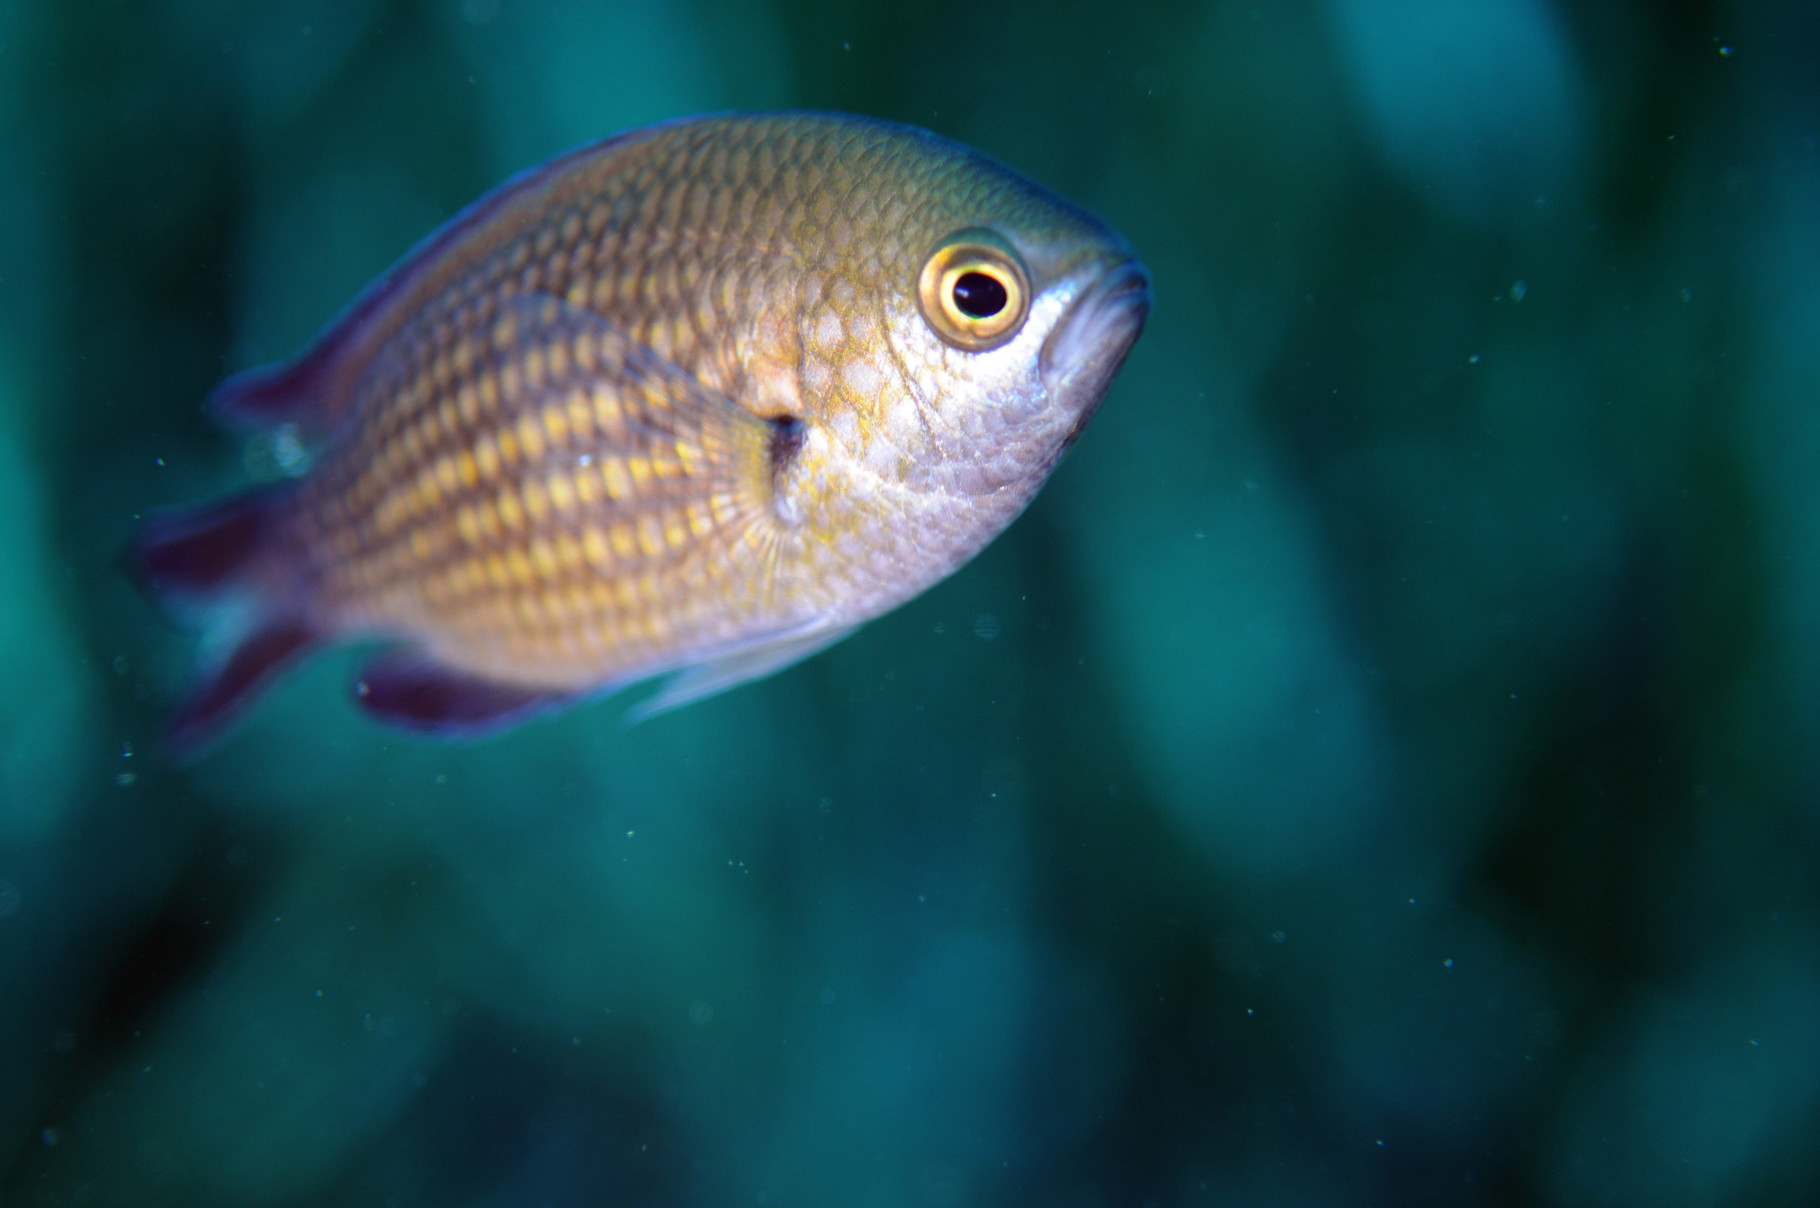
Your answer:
(917, 230), (1030, 351)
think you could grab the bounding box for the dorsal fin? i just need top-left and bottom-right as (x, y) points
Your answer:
(206, 345), (351, 442)
(207, 122), (678, 443)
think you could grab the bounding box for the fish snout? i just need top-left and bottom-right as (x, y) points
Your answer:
(1040, 257), (1151, 426)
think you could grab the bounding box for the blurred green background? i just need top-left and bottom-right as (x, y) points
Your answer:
(3, 0), (1818, 1204)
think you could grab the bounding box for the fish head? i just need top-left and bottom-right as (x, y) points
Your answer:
(776, 121), (1149, 562)
(890, 215), (1150, 501)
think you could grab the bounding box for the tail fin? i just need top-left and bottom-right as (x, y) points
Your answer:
(129, 488), (319, 755)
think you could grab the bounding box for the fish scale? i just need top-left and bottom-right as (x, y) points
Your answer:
(132, 112), (1148, 749)
(308, 299), (774, 683)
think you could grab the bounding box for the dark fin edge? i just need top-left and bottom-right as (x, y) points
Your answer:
(129, 487), (286, 612)
(130, 486), (318, 758)
(165, 620), (319, 758)
(206, 351), (347, 439)
(352, 652), (569, 738)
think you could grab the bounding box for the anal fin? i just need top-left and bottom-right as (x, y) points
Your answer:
(353, 652), (569, 737)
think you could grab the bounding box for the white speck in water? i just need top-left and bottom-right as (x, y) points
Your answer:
(1132, 65), (1170, 99)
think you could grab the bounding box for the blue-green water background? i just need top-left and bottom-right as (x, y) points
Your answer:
(4, 1), (1819, 1204)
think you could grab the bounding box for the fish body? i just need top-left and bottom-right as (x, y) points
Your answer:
(133, 112), (1149, 749)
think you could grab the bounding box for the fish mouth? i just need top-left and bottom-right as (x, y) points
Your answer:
(1040, 256), (1151, 438)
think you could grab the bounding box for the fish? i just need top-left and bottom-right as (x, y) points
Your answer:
(131, 112), (1149, 751)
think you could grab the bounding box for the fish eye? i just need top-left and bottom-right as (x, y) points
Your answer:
(917, 230), (1030, 351)
(951, 271), (1008, 318)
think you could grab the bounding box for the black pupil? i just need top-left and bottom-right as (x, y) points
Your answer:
(951, 271), (1008, 319)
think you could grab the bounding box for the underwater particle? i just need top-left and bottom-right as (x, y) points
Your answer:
(981, 756), (1027, 805)
(1132, 65), (1169, 98)
(973, 614), (1000, 641)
